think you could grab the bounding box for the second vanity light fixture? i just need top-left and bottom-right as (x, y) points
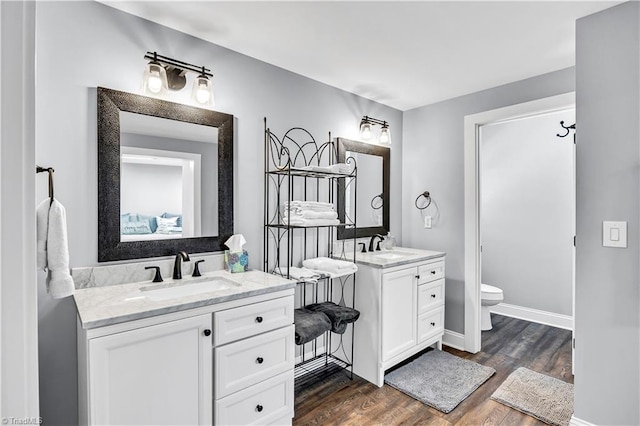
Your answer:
(359, 116), (391, 144)
(142, 51), (215, 107)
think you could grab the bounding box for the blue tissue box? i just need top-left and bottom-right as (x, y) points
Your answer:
(224, 250), (249, 273)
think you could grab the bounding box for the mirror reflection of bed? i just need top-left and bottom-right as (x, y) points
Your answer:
(119, 111), (218, 242)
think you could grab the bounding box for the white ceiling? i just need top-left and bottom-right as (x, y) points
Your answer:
(102, 1), (620, 111)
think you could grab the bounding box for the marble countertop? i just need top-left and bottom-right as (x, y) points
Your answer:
(74, 269), (296, 330)
(354, 247), (445, 268)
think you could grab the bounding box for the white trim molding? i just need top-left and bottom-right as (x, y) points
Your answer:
(570, 415), (596, 426)
(463, 92), (575, 354)
(0, 0), (39, 418)
(442, 329), (465, 351)
(491, 303), (573, 331)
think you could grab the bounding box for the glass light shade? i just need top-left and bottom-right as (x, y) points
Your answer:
(191, 75), (215, 107)
(142, 62), (168, 96)
(360, 121), (372, 140)
(379, 126), (391, 144)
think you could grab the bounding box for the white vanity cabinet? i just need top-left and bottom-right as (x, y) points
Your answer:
(78, 290), (295, 426)
(82, 314), (212, 425)
(353, 253), (445, 387)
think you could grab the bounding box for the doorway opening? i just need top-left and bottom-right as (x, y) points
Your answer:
(463, 93), (575, 354)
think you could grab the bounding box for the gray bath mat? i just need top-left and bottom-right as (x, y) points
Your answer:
(491, 367), (574, 426)
(384, 349), (495, 413)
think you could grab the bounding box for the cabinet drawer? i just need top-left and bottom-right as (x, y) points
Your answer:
(418, 261), (445, 284)
(214, 296), (294, 346)
(417, 307), (444, 343)
(417, 279), (444, 314)
(215, 370), (294, 426)
(215, 326), (294, 398)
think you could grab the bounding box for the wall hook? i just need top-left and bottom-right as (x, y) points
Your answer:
(557, 121), (576, 138)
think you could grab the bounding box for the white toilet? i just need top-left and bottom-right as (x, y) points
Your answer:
(481, 284), (504, 331)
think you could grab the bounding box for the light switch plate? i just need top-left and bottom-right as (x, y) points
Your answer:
(424, 216), (432, 229)
(603, 221), (627, 248)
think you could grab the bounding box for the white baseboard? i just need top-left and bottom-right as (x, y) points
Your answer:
(490, 303), (573, 331)
(570, 415), (596, 426)
(442, 329), (466, 351)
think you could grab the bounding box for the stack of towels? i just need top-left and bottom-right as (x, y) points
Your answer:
(302, 257), (357, 278)
(282, 201), (339, 226)
(294, 302), (361, 345)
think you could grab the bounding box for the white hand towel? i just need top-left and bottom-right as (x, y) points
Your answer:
(36, 199), (50, 269)
(39, 199), (74, 299)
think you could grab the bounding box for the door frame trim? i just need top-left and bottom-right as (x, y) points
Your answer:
(463, 92), (575, 353)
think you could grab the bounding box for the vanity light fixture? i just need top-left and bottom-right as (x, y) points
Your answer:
(359, 116), (391, 144)
(142, 51), (215, 107)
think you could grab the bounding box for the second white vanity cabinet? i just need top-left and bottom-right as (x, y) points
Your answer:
(353, 250), (445, 387)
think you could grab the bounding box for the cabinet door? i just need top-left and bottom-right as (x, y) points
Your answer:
(89, 314), (212, 425)
(381, 267), (417, 361)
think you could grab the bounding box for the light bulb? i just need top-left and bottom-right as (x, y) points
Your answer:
(147, 71), (163, 94)
(196, 81), (210, 104)
(191, 74), (215, 107)
(360, 122), (372, 140)
(142, 61), (167, 97)
(379, 126), (391, 144)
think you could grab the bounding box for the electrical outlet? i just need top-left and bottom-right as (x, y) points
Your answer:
(424, 216), (432, 229)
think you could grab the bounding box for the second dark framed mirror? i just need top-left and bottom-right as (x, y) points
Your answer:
(336, 137), (390, 240)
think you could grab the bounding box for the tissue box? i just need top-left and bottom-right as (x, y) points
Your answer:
(224, 250), (249, 273)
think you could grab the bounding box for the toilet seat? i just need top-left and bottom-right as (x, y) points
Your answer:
(481, 284), (503, 302)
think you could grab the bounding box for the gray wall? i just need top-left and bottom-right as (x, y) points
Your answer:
(481, 110), (574, 316)
(35, 2), (402, 424)
(575, 2), (640, 424)
(402, 68), (575, 333)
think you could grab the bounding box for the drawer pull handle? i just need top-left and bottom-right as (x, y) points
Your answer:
(415, 275), (420, 279)
(256, 405), (264, 413)
(431, 270), (437, 275)
(256, 316), (264, 323)
(203, 329), (211, 337)
(256, 357), (264, 364)
(430, 322), (436, 326)
(431, 294), (436, 298)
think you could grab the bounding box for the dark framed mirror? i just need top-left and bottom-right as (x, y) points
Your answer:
(336, 137), (390, 239)
(97, 87), (234, 261)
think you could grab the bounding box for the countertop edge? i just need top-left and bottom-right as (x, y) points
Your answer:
(78, 281), (296, 330)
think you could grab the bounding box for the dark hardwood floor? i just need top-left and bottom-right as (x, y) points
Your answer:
(293, 314), (573, 425)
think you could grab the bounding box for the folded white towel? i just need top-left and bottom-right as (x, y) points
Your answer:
(326, 163), (354, 174)
(284, 210), (338, 220)
(302, 257), (358, 277)
(36, 199), (74, 299)
(300, 210), (338, 220)
(285, 200), (334, 211)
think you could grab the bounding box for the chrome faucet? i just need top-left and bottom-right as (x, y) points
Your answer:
(369, 234), (385, 252)
(173, 251), (190, 279)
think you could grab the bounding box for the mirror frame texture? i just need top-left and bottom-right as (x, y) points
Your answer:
(336, 137), (390, 240)
(97, 87), (234, 262)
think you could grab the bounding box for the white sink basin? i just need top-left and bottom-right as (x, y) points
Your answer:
(140, 277), (239, 301)
(372, 252), (406, 260)
(370, 250), (417, 260)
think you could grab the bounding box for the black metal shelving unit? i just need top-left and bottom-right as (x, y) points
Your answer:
(262, 118), (358, 392)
